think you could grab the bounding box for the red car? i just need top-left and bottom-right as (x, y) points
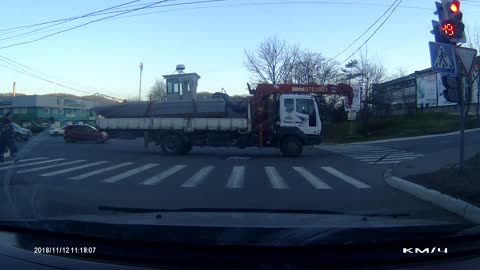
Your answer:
(64, 124), (108, 143)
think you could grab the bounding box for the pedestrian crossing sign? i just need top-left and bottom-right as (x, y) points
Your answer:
(429, 42), (457, 75)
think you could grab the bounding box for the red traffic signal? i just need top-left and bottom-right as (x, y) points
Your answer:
(449, 0), (460, 13)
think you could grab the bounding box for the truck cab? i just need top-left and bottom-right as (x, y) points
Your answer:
(278, 94), (322, 145)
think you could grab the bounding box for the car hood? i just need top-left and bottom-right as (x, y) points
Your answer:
(0, 208), (473, 246)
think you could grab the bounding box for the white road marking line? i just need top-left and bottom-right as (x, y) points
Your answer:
(0, 157), (49, 165)
(17, 160), (86, 173)
(69, 162), (134, 180)
(381, 156), (421, 161)
(375, 161), (402, 164)
(40, 161), (110, 176)
(359, 159), (381, 162)
(0, 158), (65, 170)
(18, 157), (49, 163)
(140, 165), (187, 185)
(351, 155), (384, 159)
(181, 166), (215, 188)
(226, 166), (246, 188)
(264, 166), (288, 189)
(351, 154), (385, 158)
(292, 167), (332, 189)
(385, 153), (424, 157)
(321, 167), (371, 189)
(101, 164), (158, 183)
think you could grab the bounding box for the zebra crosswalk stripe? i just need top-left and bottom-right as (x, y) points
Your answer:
(17, 160), (86, 173)
(0, 158), (65, 170)
(292, 167), (332, 189)
(69, 162), (134, 180)
(264, 166), (288, 189)
(40, 161), (110, 176)
(140, 165), (187, 185)
(101, 164), (159, 183)
(2, 157), (49, 165)
(181, 166), (215, 188)
(321, 167), (371, 189)
(226, 166), (246, 188)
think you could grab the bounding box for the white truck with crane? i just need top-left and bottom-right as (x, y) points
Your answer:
(93, 65), (353, 157)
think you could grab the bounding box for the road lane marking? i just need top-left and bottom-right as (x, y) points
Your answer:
(381, 156), (421, 161)
(140, 165), (187, 185)
(181, 166), (215, 188)
(0, 158), (65, 170)
(292, 167), (332, 189)
(226, 166), (246, 188)
(0, 157), (49, 165)
(264, 167), (288, 189)
(385, 154), (424, 158)
(100, 164), (158, 183)
(321, 167), (371, 189)
(17, 160), (86, 173)
(40, 161), (110, 176)
(359, 159), (381, 162)
(374, 161), (401, 164)
(69, 162), (134, 180)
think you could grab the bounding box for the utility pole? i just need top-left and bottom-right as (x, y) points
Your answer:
(458, 66), (465, 172)
(139, 62), (144, 101)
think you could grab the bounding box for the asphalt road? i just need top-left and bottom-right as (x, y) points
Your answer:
(0, 132), (471, 225)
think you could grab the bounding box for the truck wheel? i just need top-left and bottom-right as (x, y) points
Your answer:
(280, 136), (303, 157)
(161, 134), (184, 155)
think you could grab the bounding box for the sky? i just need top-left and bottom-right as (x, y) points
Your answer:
(0, 0), (479, 99)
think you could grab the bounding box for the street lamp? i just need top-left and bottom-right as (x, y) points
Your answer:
(139, 62), (144, 101)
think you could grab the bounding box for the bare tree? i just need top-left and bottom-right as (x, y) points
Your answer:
(291, 51), (341, 85)
(390, 66), (409, 80)
(244, 36), (300, 84)
(148, 79), (167, 101)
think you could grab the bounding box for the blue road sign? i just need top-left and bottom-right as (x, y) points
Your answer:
(429, 42), (457, 74)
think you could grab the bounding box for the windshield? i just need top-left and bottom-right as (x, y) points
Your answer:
(0, 0), (479, 266)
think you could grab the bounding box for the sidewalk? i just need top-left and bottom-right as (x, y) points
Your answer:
(392, 142), (480, 178)
(386, 152), (480, 224)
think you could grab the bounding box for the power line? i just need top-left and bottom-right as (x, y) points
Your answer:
(0, 0), (142, 43)
(0, 55), (99, 93)
(0, 0), (172, 50)
(0, 58), (93, 95)
(0, 55), (125, 99)
(341, 0), (404, 64)
(0, 0), (142, 33)
(330, 0), (399, 61)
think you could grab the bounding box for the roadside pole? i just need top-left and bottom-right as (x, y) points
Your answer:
(458, 69), (465, 172)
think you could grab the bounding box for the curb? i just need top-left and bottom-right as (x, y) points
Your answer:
(384, 169), (480, 224)
(348, 128), (480, 145)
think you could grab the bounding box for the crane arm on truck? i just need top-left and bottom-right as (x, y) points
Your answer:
(248, 83), (354, 147)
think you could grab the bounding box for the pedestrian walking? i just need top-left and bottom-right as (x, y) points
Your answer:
(0, 112), (17, 162)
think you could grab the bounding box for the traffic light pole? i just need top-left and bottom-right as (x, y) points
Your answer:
(457, 67), (465, 172)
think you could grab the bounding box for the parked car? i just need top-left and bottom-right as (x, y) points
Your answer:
(12, 123), (32, 141)
(49, 126), (65, 136)
(64, 124), (108, 143)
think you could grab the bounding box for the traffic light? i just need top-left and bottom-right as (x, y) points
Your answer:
(432, 0), (465, 44)
(441, 75), (459, 103)
(441, 0), (465, 43)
